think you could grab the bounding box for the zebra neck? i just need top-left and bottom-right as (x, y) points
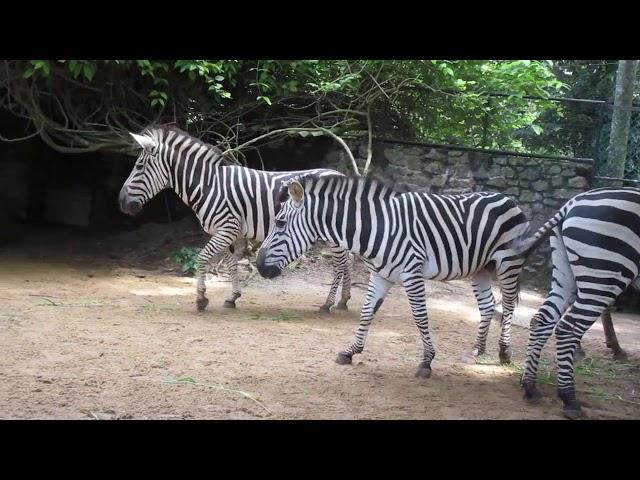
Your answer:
(169, 149), (222, 212)
(311, 179), (397, 258)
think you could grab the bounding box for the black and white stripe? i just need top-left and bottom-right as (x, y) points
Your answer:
(118, 125), (352, 312)
(257, 174), (531, 376)
(514, 187), (640, 418)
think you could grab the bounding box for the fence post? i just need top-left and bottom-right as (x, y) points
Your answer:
(481, 98), (491, 149)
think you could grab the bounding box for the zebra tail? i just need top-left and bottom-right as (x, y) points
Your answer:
(511, 207), (567, 259)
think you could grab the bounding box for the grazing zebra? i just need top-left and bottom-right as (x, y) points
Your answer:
(256, 173), (531, 377)
(513, 187), (640, 419)
(118, 125), (352, 312)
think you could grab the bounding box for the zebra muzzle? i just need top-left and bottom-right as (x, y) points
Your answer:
(256, 249), (282, 279)
(118, 191), (142, 216)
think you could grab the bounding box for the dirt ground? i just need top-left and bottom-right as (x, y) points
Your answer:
(1, 220), (640, 420)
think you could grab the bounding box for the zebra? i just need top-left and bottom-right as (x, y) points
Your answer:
(118, 125), (352, 313)
(256, 173), (531, 377)
(513, 187), (640, 419)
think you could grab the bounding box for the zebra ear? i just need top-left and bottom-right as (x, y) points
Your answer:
(288, 181), (304, 205)
(129, 132), (157, 153)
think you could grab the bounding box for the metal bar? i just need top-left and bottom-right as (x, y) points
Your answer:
(594, 176), (640, 184)
(436, 88), (609, 105)
(593, 102), (605, 166)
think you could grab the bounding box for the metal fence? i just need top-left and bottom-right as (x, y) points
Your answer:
(420, 91), (640, 184)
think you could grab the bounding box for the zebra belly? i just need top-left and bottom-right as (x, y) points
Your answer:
(420, 258), (465, 281)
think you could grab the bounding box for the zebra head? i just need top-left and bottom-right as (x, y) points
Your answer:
(257, 179), (318, 279)
(119, 130), (170, 216)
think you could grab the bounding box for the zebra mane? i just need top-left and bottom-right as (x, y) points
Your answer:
(278, 172), (398, 203)
(139, 124), (226, 161)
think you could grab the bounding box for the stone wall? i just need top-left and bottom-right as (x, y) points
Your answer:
(322, 138), (595, 289)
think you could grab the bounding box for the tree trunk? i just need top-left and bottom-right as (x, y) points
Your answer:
(606, 60), (639, 179)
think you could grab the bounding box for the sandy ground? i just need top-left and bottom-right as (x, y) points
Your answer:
(1, 224), (640, 420)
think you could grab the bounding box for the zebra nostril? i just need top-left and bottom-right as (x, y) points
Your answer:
(128, 200), (142, 215)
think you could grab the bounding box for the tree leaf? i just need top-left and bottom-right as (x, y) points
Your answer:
(83, 62), (96, 82)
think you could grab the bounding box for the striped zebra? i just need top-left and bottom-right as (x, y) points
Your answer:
(513, 187), (640, 419)
(256, 173), (531, 377)
(118, 125), (352, 312)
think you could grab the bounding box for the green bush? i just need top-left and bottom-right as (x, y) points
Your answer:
(171, 247), (201, 276)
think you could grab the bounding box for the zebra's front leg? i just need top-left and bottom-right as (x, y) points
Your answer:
(402, 272), (435, 378)
(195, 227), (240, 312)
(336, 272), (393, 365)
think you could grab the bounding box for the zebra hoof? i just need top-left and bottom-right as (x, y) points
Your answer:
(522, 381), (543, 403)
(613, 350), (628, 362)
(335, 302), (349, 311)
(562, 405), (586, 420)
(471, 348), (485, 361)
(222, 300), (236, 309)
(319, 305), (332, 314)
(499, 345), (512, 364)
(558, 389), (585, 419)
(196, 298), (209, 312)
(415, 364), (432, 379)
(335, 352), (353, 365)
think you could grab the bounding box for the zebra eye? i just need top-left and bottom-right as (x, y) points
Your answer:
(135, 162), (144, 171)
(275, 219), (286, 228)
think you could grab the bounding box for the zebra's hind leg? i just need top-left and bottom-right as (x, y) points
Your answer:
(470, 272), (496, 360)
(601, 308), (628, 362)
(555, 282), (630, 419)
(521, 230), (575, 402)
(401, 272), (435, 378)
(495, 271), (522, 364)
(319, 245), (350, 313)
(336, 250), (353, 311)
(222, 241), (245, 308)
(195, 226), (240, 312)
(336, 272), (393, 365)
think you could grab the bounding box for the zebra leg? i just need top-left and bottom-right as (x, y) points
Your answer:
(222, 247), (242, 308)
(495, 268), (522, 364)
(402, 272), (436, 378)
(554, 278), (632, 418)
(555, 309), (602, 419)
(470, 272), (496, 359)
(555, 278), (634, 419)
(601, 308), (628, 362)
(336, 251), (353, 311)
(195, 227), (241, 312)
(319, 245), (346, 313)
(521, 230), (575, 401)
(336, 272), (393, 365)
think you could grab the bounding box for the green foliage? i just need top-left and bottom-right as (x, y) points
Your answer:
(170, 246), (201, 276)
(3, 59), (571, 156)
(518, 61), (619, 159)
